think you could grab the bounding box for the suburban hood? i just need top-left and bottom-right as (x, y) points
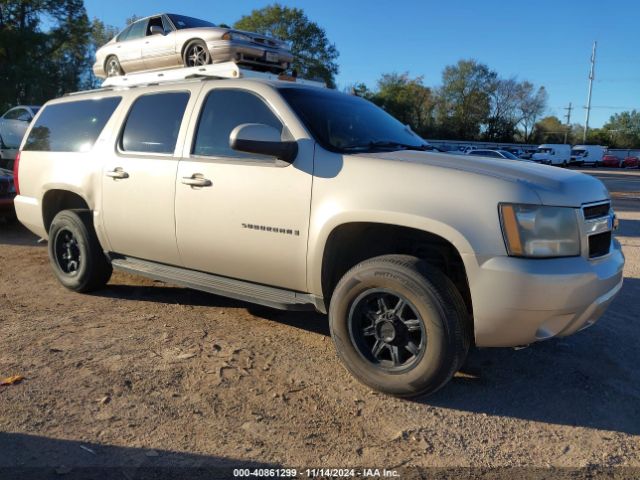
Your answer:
(359, 151), (610, 207)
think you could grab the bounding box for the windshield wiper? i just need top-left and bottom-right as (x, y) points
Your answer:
(341, 141), (432, 152)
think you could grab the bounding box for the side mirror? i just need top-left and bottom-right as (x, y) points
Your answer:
(150, 26), (164, 35)
(230, 123), (298, 163)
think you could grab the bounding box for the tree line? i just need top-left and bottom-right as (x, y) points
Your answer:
(352, 62), (548, 144)
(1, 1), (638, 148)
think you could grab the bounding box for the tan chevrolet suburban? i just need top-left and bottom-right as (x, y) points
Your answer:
(13, 66), (625, 397)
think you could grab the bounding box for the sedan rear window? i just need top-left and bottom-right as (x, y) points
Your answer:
(23, 97), (121, 152)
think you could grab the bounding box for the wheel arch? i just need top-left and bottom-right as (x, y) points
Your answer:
(315, 218), (474, 324)
(42, 189), (91, 234)
(181, 38), (210, 62)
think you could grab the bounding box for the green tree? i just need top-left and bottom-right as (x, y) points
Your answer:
(84, 17), (119, 88)
(532, 116), (567, 144)
(234, 4), (339, 87)
(368, 73), (435, 138)
(602, 110), (640, 148)
(0, 0), (91, 112)
(516, 82), (547, 143)
(484, 77), (520, 142)
(436, 59), (497, 140)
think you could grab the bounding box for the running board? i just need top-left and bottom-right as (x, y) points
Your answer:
(110, 256), (325, 313)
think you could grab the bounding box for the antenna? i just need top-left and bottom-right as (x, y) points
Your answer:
(583, 41), (597, 143)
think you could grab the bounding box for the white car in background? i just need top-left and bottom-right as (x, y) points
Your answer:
(93, 13), (294, 79)
(0, 106), (41, 150)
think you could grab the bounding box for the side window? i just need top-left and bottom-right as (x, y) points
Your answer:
(3, 109), (22, 120)
(147, 16), (164, 35)
(16, 109), (32, 122)
(117, 25), (133, 42)
(126, 20), (147, 41)
(121, 92), (190, 154)
(193, 89), (283, 159)
(23, 97), (122, 152)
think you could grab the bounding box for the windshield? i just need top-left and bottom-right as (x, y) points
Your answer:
(279, 87), (428, 153)
(571, 149), (586, 156)
(167, 14), (216, 29)
(538, 148), (553, 154)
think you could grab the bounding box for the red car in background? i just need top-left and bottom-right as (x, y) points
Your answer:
(602, 154), (639, 168)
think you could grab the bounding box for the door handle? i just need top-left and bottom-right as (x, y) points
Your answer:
(106, 168), (129, 179)
(181, 175), (212, 187)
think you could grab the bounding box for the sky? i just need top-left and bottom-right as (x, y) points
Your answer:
(84, 0), (640, 129)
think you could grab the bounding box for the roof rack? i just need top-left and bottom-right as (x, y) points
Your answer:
(101, 62), (325, 89)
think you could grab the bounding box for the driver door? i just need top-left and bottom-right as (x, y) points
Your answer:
(174, 87), (313, 291)
(142, 15), (178, 70)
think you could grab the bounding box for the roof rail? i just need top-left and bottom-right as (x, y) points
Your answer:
(101, 62), (325, 89)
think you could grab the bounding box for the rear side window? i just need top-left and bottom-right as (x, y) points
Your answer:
(193, 89), (283, 158)
(126, 20), (147, 41)
(121, 92), (190, 154)
(23, 97), (121, 152)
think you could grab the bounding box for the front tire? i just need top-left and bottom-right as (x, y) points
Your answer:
(48, 210), (112, 293)
(184, 40), (211, 67)
(329, 255), (470, 398)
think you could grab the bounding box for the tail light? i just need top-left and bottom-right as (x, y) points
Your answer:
(13, 151), (20, 195)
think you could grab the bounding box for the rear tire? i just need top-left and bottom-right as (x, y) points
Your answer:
(105, 56), (123, 77)
(48, 210), (112, 293)
(329, 254), (470, 398)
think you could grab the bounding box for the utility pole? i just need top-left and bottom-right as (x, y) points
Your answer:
(564, 102), (573, 144)
(583, 41), (597, 143)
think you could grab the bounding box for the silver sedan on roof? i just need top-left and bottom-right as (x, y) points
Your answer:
(93, 13), (294, 79)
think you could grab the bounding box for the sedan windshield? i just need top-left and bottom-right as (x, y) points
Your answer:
(279, 87), (429, 153)
(167, 14), (216, 29)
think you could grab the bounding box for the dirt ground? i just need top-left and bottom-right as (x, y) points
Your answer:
(0, 168), (639, 479)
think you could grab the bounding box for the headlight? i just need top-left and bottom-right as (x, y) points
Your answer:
(499, 204), (580, 257)
(222, 32), (252, 42)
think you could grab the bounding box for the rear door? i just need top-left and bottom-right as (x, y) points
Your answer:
(101, 88), (197, 265)
(116, 19), (147, 72)
(174, 86), (313, 291)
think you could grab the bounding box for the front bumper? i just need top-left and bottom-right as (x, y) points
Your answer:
(207, 40), (293, 69)
(468, 239), (625, 347)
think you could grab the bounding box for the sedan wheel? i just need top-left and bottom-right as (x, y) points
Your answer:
(184, 41), (211, 67)
(106, 56), (123, 77)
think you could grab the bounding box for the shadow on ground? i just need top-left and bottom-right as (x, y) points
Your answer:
(95, 283), (331, 337)
(99, 277), (640, 435)
(0, 432), (278, 479)
(0, 219), (43, 247)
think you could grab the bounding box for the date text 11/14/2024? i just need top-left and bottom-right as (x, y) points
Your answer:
(233, 468), (400, 478)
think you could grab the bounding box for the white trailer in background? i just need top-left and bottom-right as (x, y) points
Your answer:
(531, 144), (572, 166)
(570, 145), (606, 166)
